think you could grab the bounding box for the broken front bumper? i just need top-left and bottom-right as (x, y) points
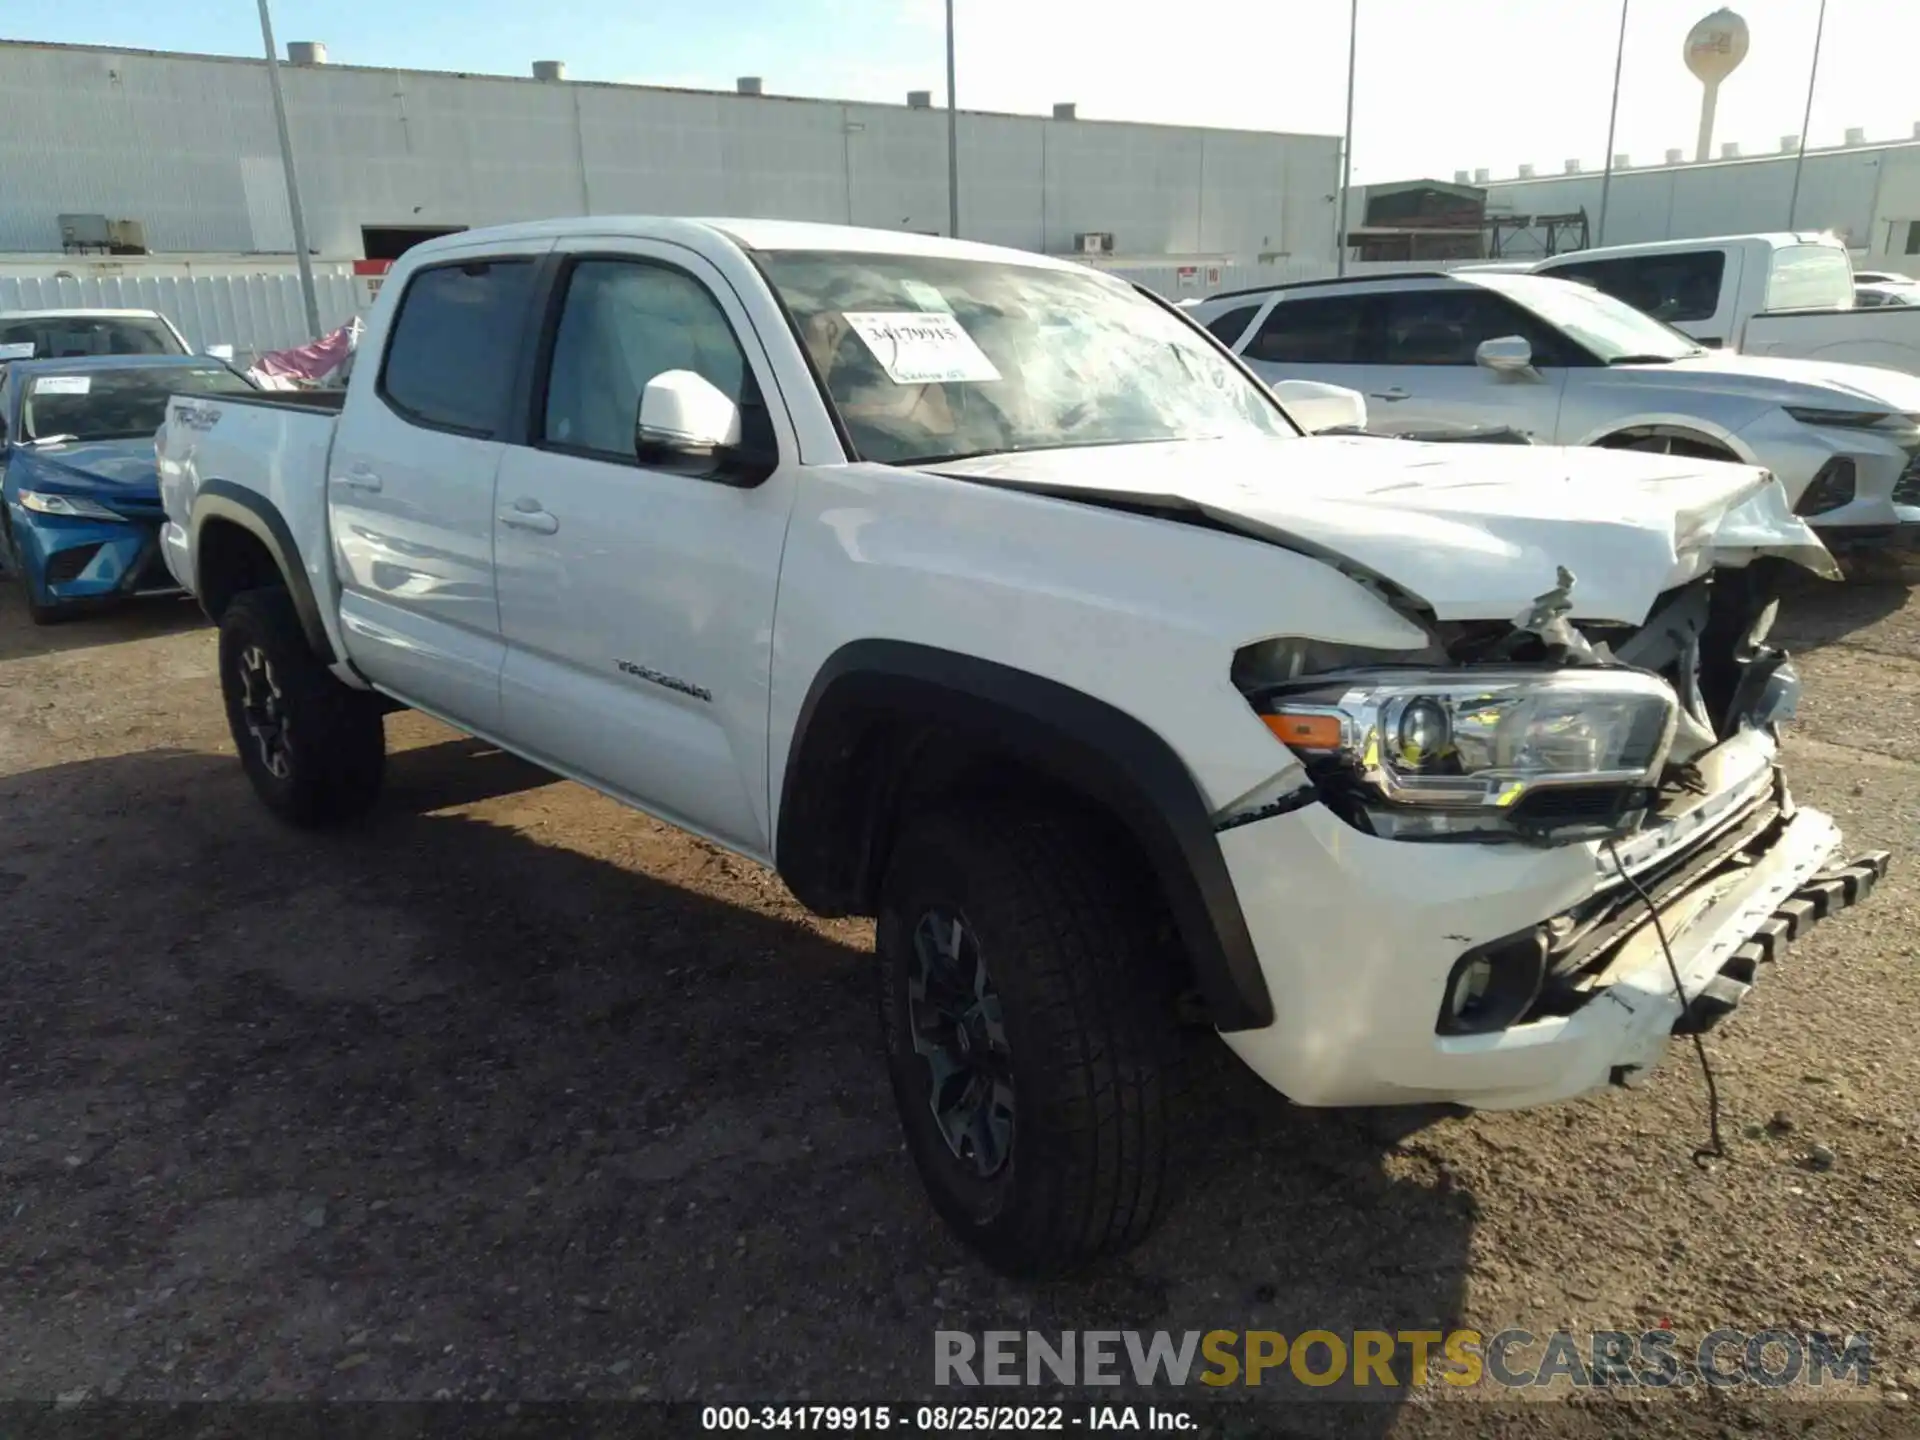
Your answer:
(1214, 738), (1886, 1110)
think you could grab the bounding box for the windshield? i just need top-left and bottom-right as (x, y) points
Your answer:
(0, 316), (186, 359)
(24, 366), (255, 443)
(755, 251), (1295, 465)
(1478, 273), (1703, 362)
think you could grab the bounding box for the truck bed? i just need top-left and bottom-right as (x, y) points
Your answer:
(159, 391), (343, 654)
(186, 387), (347, 414)
(1741, 306), (1920, 375)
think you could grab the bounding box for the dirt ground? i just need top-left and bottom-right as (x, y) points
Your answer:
(1, 563), (1917, 1437)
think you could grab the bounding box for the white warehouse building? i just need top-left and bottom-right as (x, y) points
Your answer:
(0, 39), (1341, 267)
(1471, 131), (1920, 270)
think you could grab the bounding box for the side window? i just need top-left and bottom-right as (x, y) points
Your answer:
(1551, 252), (1724, 324)
(379, 259), (537, 436)
(540, 259), (770, 461)
(1243, 296), (1367, 364)
(1202, 304), (1260, 347)
(1379, 289), (1569, 366)
(1382, 289), (1543, 366)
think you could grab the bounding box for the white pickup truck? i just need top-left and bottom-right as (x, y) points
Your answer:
(157, 217), (1885, 1275)
(1533, 233), (1920, 375)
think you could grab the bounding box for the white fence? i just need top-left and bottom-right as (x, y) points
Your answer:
(0, 271), (362, 361)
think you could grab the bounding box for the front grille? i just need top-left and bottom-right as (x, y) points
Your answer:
(1894, 448), (1920, 507)
(43, 544), (102, 584)
(127, 546), (180, 594)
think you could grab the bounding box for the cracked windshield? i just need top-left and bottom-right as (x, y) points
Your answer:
(759, 251), (1295, 464)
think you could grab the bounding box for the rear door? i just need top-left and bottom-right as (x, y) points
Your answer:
(1360, 286), (1571, 439)
(490, 239), (799, 857)
(328, 242), (551, 729)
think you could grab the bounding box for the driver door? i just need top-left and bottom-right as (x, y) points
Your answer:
(1363, 287), (1570, 441)
(491, 240), (798, 857)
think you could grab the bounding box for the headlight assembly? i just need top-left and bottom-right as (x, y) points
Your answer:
(1252, 668), (1678, 843)
(18, 489), (123, 521)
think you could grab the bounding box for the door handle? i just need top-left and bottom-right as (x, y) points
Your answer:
(334, 464), (383, 492)
(1368, 387), (1411, 402)
(500, 499), (559, 534)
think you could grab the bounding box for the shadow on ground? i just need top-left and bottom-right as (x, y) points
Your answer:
(0, 739), (1471, 1429)
(0, 586), (208, 660)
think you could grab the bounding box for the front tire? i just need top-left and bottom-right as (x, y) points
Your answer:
(218, 588), (385, 826)
(877, 804), (1184, 1276)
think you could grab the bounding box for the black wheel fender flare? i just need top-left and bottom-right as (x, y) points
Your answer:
(775, 640), (1274, 1032)
(190, 480), (335, 664)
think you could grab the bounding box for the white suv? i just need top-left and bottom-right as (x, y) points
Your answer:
(1191, 270), (1920, 547)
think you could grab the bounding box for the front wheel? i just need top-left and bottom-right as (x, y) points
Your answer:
(218, 588), (385, 826)
(877, 804), (1185, 1276)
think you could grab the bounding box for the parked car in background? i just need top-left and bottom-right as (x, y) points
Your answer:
(1191, 270), (1920, 548)
(1852, 270), (1918, 289)
(1854, 282), (1917, 309)
(157, 216), (1881, 1274)
(0, 355), (255, 622)
(0, 308), (194, 361)
(1528, 233), (1920, 375)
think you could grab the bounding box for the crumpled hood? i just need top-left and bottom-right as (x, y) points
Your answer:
(1619, 350), (1920, 411)
(931, 436), (1838, 625)
(8, 438), (160, 495)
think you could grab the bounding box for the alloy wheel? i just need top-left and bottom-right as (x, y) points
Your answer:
(906, 907), (1015, 1178)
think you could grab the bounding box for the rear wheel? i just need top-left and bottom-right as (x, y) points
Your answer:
(218, 588), (385, 825)
(877, 804), (1185, 1276)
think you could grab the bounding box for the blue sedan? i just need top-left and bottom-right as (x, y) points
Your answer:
(0, 356), (256, 622)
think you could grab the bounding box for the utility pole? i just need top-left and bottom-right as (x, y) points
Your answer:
(257, 0), (322, 339)
(1597, 0), (1630, 246)
(1786, 0), (1829, 230)
(1336, 0), (1357, 275)
(946, 0), (960, 239)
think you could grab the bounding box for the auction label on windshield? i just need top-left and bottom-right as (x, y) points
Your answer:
(35, 375), (92, 394)
(843, 312), (1001, 385)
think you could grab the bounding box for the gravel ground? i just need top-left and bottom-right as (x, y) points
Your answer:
(0, 565), (1916, 1437)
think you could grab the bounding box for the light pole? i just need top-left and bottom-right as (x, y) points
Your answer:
(256, 0), (322, 339)
(1336, 0), (1357, 275)
(1597, 0), (1630, 246)
(1786, 0), (1829, 230)
(946, 0), (960, 239)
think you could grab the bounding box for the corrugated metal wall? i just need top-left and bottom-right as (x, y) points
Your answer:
(0, 41), (1341, 265)
(1482, 144), (1920, 256)
(0, 271), (360, 358)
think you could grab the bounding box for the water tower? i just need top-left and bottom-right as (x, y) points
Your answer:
(1685, 8), (1750, 162)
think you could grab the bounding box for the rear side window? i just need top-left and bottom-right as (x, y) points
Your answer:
(1202, 304), (1260, 347)
(1766, 244), (1853, 312)
(1244, 296), (1367, 364)
(379, 260), (537, 435)
(1548, 251), (1725, 323)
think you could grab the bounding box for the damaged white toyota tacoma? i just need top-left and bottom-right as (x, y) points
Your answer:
(157, 218), (1887, 1276)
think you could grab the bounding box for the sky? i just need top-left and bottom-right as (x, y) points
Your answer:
(6, 0), (1919, 185)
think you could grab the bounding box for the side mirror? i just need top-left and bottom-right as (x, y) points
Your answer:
(635, 369), (773, 484)
(1269, 379), (1369, 435)
(1475, 336), (1534, 374)
(204, 343), (236, 361)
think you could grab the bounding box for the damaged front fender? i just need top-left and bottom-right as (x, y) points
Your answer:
(1673, 471), (1841, 584)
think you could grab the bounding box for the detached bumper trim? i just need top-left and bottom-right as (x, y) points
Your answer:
(1668, 849), (1891, 1038)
